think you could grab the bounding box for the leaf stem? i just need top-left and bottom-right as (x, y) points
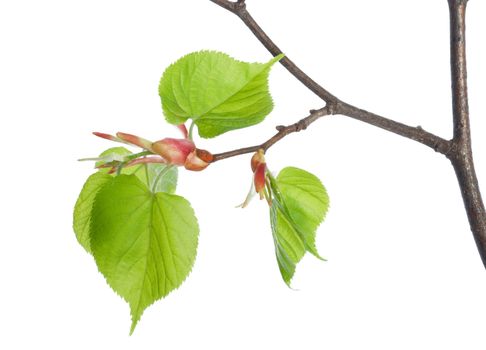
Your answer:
(188, 121), (196, 141)
(144, 163), (151, 188)
(126, 151), (153, 161)
(151, 165), (174, 193)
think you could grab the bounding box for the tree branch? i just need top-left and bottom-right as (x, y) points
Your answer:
(447, 0), (486, 267)
(212, 106), (332, 162)
(211, 0), (486, 268)
(209, 0), (451, 155)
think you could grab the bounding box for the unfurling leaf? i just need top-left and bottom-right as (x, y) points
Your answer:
(159, 51), (284, 138)
(269, 167), (329, 286)
(90, 175), (199, 334)
(270, 203), (306, 286)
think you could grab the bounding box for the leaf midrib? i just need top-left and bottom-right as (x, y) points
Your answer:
(131, 193), (155, 330)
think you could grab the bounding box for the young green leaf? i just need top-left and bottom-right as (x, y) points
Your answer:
(90, 175), (199, 334)
(270, 203), (306, 286)
(73, 147), (178, 253)
(159, 51), (284, 138)
(276, 167), (329, 259)
(95, 146), (133, 171)
(269, 167), (329, 285)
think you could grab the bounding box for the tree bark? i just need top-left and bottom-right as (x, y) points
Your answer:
(448, 0), (486, 267)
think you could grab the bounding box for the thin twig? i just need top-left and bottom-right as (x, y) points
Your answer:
(212, 106), (332, 162)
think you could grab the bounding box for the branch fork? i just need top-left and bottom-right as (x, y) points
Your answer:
(210, 0), (486, 268)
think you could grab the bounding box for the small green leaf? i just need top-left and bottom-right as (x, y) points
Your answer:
(95, 147), (132, 171)
(73, 172), (112, 253)
(269, 167), (329, 285)
(90, 175), (199, 334)
(159, 51), (283, 138)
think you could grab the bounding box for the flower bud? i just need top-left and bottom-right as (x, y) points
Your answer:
(251, 149), (267, 199)
(151, 138), (195, 166)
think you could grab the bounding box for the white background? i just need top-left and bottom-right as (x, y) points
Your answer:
(1, 0), (486, 349)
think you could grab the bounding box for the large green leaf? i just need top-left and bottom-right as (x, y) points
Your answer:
(73, 147), (178, 254)
(90, 175), (199, 334)
(73, 172), (112, 253)
(159, 51), (283, 138)
(269, 167), (329, 286)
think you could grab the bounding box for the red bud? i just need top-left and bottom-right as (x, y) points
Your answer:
(254, 163), (267, 199)
(152, 138), (195, 166)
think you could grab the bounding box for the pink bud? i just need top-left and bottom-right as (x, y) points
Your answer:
(125, 156), (167, 168)
(184, 149), (213, 171)
(93, 132), (117, 141)
(116, 132), (154, 151)
(93, 132), (129, 144)
(151, 138), (195, 166)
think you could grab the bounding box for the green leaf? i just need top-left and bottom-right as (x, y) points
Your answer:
(141, 164), (178, 194)
(73, 148), (178, 253)
(269, 167), (329, 285)
(73, 172), (112, 253)
(90, 175), (199, 334)
(95, 147), (133, 171)
(276, 167), (329, 259)
(159, 51), (283, 138)
(270, 203), (306, 286)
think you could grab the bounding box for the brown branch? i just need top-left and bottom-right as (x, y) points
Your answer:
(209, 0), (451, 156)
(210, 0), (486, 268)
(447, 0), (486, 267)
(212, 106), (332, 162)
